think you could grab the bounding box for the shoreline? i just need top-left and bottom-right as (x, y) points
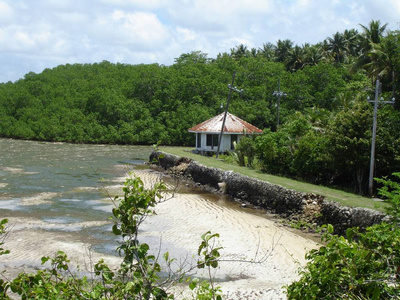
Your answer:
(151, 151), (387, 234)
(1, 168), (318, 299)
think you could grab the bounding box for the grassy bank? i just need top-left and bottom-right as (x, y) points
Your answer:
(160, 146), (386, 212)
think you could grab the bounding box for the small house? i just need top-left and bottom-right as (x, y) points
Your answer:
(188, 112), (263, 153)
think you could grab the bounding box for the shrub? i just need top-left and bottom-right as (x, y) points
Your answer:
(287, 173), (400, 299)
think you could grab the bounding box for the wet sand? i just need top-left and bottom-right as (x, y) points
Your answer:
(0, 170), (318, 299)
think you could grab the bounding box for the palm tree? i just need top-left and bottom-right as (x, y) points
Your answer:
(303, 45), (325, 66)
(367, 44), (391, 77)
(335, 91), (360, 111)
(249, 47), (258, 58)
(351, 20), (389, 84)
(285, 45), (305, 71)
(275, 39), (293, 63)
(318, 40), (331, 61)
(326, 32), (348, 63)
(360, 19), (388, 48)
(343, 29), (362, 57)
(304, 106), (331, 132)
(230, 44), (248, 60)
(258, 42), (276, 60)
(381, 31), (400, 97)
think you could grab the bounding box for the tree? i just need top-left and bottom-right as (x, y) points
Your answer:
(376, 31), (400, 97)
(360, 19), (388, 47)
(292, 130), (334, 184)
(275, 39), (293, 63)
(326, 32), (348, 64)
(302, 63), (347, 110)
(343, 28), (362, 58)
(230, 44), (248, 60)
(327, 102), (372, 194)
(285, 45), (305, 71)
(174, 51), (210, 65)
(258, 42), (276, 60)
(233, 136), (257, 167)
(255, 129), (292, 175)
(303, 45), (325, 67)
(351, 20), (389, 84)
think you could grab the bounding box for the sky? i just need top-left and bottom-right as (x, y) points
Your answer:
(0, 0), (399, 83)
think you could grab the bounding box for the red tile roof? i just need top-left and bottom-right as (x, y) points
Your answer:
(188, 112), (263, 134)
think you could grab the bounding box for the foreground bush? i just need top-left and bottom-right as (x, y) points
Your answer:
(287, 173), (400, 299)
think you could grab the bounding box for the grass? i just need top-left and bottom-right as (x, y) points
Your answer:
(160, 146), (386, 212)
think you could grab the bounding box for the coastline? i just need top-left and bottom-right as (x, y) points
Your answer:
(151, 151), (387, 234)
(1, 168), (318, 299)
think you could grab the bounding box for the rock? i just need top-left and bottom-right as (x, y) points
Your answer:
(218, 182), (226, 193)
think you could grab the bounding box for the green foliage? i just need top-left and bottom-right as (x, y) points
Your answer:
(187, 279), (222, 300)
(110, 176), (171, 298)
(327, 102), (371, 179)
(287, 223), (400, 299)
(0, 219), (9, 257)
(291, 130), (334, 184)
(189, 231), (223, 300)
(10, 251), (92, 299)
(232, 136), (256, 167)
(255, 129), (292, 175)
(302, 63), (347, 110)
(287, 174), (400, 299)
(197, 231), (222, 269)
(0, 219), (9, 298)
(252, 98), (398, 194)
(375, 172), (400, 223)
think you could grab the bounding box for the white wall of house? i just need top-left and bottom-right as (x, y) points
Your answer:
(195, 133), (241, 152)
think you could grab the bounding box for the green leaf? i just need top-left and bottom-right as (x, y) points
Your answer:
(112, 224), (122, 235)
(327, 224), (334, 234)
(163, 251), (169, 261)
(346, 228), (355, 241)
(189, 280), (197, 290)
(41, 256), (50, 265)
(211, 260), (218, 268)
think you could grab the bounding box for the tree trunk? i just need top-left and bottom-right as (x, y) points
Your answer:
(355, 168), (365, 195)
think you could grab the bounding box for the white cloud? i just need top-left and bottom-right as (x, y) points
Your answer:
(0, 0), (398, 83)
(100, 0), (170, 9)
(167, 0), (273, 33)
(14, 31), (34, 47)
(91, 10), (170, 50)
(0, 1), (14, 24)
(176, 27), (197, 42)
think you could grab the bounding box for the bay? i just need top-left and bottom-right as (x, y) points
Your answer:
(0, 138), (153, 256)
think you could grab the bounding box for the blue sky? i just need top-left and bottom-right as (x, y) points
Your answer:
(0, 0), (399, 83)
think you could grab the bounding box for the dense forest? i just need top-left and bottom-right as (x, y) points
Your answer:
(0, 20), (399, 195)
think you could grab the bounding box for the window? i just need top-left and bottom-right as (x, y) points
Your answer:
(206, 134), (219, 149)
(206, 134), (213, 146)
(197, 133), (201, 148)
(213, 134), (219, 149)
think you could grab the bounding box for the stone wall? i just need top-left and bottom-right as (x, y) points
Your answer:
(151, 151), (387, 233)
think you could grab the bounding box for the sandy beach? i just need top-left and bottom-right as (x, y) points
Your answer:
(0, 169), (318, 299)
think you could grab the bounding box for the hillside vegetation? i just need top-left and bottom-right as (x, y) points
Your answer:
(0, 19), (399, 195)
